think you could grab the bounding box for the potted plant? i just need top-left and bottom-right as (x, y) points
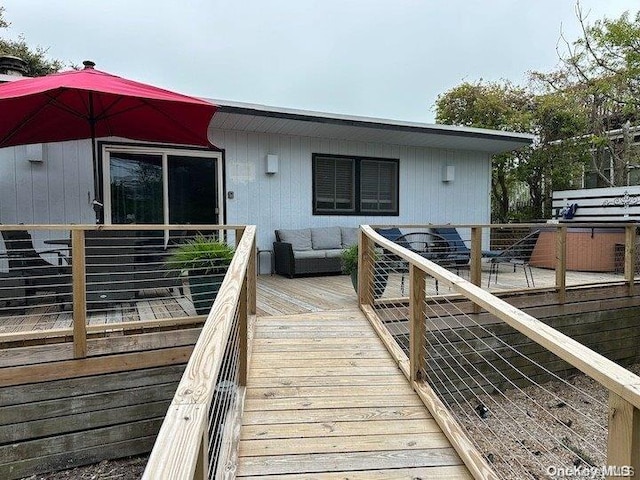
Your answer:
(167, 235), (235, 315)
(341, 244), (389, 299)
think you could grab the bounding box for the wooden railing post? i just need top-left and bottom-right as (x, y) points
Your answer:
(235, 226), (245, 248)
(607, 391), (640, 476)
(71, 228), (87, 358)
(358, 229), (374, 307)
(625, 225), (636, 296)
(470, 227), (482, 315)
(470, 227), (482, 288)
(556, 225), (567, 303)
(409, 265), (427, 383)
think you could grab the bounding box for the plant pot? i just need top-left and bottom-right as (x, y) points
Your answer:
(188, 269), (226, 315)
(349, 263), (389, 299)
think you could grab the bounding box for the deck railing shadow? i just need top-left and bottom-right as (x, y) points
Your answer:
(360, 224), (640, 479)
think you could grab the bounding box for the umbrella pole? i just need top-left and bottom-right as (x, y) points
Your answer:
(89, 92), (103, 223)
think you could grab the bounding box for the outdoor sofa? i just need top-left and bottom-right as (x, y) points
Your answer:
(273, 226), (359, 278)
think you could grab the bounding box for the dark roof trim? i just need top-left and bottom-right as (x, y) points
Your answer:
(215, 104), (533, 145)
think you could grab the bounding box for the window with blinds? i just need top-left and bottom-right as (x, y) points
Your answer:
(312, 154), (399, 215)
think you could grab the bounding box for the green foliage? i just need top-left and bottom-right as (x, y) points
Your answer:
(0, 7), (64, 76)
(567, 8), (640, 112)
(532, 6), (640, 188)
(435, 81), (534, 132)
(434, 5), (640, 221)
(435, 81), (538, 222)
(167, 235), (234, 275)
(341, 244), (359, 275)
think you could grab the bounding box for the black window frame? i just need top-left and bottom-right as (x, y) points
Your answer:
(312, 153), (400, 216)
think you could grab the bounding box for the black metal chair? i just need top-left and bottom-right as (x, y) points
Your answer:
(487, 230), (541, 287)
(0, 229), (72, 309)
(390, 231), (451, 294)
(394, 232), (451, 262)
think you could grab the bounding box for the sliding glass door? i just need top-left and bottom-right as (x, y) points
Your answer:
(103, 146), (222, 226)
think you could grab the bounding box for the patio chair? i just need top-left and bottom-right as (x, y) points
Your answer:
(431, 227), (471, 272)
(84, 230), (185, 310)
(84, 230), (138, 309)
(389, 231), (450, 294)
(0, 229), (72, 309)
(486, 230), (541, 288)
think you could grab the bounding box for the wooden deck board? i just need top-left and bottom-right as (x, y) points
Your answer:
(237, 309), (470, 478)
(237, 465), (473, 480)
(2, 269), (623, 334)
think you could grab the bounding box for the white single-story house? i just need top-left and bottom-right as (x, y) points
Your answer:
(0, 96), (533, 273)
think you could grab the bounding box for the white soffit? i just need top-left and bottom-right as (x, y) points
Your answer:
(206, 99), (534, 154)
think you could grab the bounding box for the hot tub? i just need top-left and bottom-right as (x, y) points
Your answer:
(529, 227), (625, 272)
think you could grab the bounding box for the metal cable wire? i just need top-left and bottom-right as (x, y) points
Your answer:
(420, 341), (540, 478)
(207, 302), (241, 478)
(421, 300), (605, 476)
(364, 230), (613, 479)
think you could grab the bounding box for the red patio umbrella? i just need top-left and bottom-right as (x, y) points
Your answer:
(0, 60), (217, 220)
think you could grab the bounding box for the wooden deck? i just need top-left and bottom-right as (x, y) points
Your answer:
(237, 307), (472, 479)
(0, 266), (626, 334)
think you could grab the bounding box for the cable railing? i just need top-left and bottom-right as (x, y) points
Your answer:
(370, 223), (637, 298)
(0, 224), (246, 354)
(359, 225), (640, 479)
(143, 225), (256, 479)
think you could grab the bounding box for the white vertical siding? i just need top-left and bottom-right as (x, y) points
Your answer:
(0, 131), (492, 273)
(210, 128), (492, 265)
(0, 140), (95, 226)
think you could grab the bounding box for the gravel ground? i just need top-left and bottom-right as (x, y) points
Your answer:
(21, 456), (148, 480)
(450, 364), (640, 479)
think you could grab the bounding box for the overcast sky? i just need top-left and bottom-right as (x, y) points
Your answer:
(1, 0), (638, 123)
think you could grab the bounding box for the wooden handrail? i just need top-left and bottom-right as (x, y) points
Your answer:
(0, 224), (248, 231)
(142, 225), (256, 479)
(362, 224), (640, 472)
(362, 225), (640, 409)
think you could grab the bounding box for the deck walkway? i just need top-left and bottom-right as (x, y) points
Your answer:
(236, 307), (472, 479)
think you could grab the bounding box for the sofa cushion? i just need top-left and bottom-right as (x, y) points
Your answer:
(340, 227), (359, 248)
(293, 250), (325, 259)
(325, 249), (344, 259)
(278, 228), (312, 251)
(311, 227), (342, 250)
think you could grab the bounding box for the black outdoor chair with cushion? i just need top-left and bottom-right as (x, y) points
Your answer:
(84, 230), (183, 311)
(487, 230), (541, 288)
(0, 229), (72, 309)
(395, 232), (452, 262)
(130, 230), (184, 297)
(432, 227), (471, 270)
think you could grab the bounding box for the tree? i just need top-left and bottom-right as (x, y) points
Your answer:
(0, 6), (63, 76)
(534, 4), (640, 187)
(435, 6), (640, 221)
(435, 81), (535, 222)
(519, 90), (591, 218)
(435, 80), (591, 221)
